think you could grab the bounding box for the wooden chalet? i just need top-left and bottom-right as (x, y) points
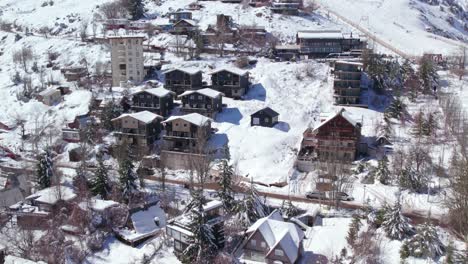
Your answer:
(298, 108), (361, 165)
(163, 68), (203, 95)
(210, 68), (250, 98)
(168, 11), (193, 24)
(239, 26), (267, 46)
(112, 111), (163, 154)
(161, 113), (212, 153)
(171, 19), (198, 36)
(131, 88), (175, 117)
(333, 61), (363, 105)
(60, 66), (88, 81)
(251, 107), (279, 127)
(178, 88), (223, 118)
(236, 210), (305, 264)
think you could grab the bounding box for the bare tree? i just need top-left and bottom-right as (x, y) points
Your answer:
(12, 46), (34, 72)
(80, 21), (88, 42)
(38, 26), (51, 39)
(449, 46), (467, 81)
(99, 1), (127, 19)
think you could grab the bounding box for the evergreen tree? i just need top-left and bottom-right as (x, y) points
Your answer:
(237, 181), (269, 225)
(404, 219), (444, 259)
(444, 241), (454, 264)
(398, 165), (427, 193)
(182, 190), (218, 263)
(100, 101), (121, 131)
(423, 112), (438, 136)
(90, 155), (110, 198)
(281, 200), (299, 219)
(118, 157), (138, 202)
(125, 0), (145, 20)
(411, 110), (426, 137)
(385, 97), (405, 120)
(418, 57), (439, 94)
(36, 149), (54, 189)
(375, 157), (391, 185)
(367, 204), (389, 228)
(346, 215), (361, 247)
(216, 160), (236, 213)
(382, 199), (414, 240)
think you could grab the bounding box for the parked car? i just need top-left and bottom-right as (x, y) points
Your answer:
(336, 192), (354, 201)
(306, 191), (327, 200)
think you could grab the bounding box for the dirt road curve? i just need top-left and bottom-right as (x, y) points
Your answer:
(143, 175), (447, 228)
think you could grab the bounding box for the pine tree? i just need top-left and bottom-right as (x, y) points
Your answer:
(423, 112), (438, 136)
(182, 190), (218, 263)
(216, 160), (236, 213)
(281, 200), (299, 219)
(118, 157), (138, 202)
(125, 0), (145, 20)
(237, 181), (269, 225)
(411, 110), (426, 137)
(100, 101), (121, 131)
(398, 165), (427, 193)
(385, 97), (405, 120)
(444, 241), (454, 264)
(375, 157), (391, 185)
(418, 57), (439, 94)
(405, 218), (444, 259)
(36, 149), (54, 189)
(346, 215), (361, 247)
(382, 199), (414, 240)
(90, 155), (110, 198)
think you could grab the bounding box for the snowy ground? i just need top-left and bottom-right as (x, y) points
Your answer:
(317, 0), (467, 56)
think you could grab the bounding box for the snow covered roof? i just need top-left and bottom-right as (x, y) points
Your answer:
(178, 88), (223, 99)
(246, 210), (304, 263)
(112, 111), (163, 124)
(107, 34), (146, 39)
(335, 60), (363, 66)
(163, 67), (202, 75)
(131, 204), (166, 234)
(174, 19), (197, 27)
(26, 186), (77, 205)
(209, 67), (248, 76)
(297, 30), (343, 39)
(202, 200), (223, 211)
(252, 107), (279, 117)
(131, 88), (175, 98)
(163, 113), (211, 126)
(313, 108), (359, 131)
(38, 88), (60, 97)
(78, 199), (119, 212)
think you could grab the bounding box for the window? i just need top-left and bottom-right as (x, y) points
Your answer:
(253, 118), (260, 125)
(207, 105), (212, 109)
(261, 242), (266, 248)
(265, 117), (270, 123)
(190, 95), (194, 99)
(275, 249), (284, 256)
(198, 95), (203, 99)
(174, 241), (182, 250)
(251, 239), (256, 247)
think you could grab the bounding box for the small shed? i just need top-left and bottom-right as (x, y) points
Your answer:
(251, 107), (279, 127)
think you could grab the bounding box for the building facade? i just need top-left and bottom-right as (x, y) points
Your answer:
(210, 68), (249, 98)
(111, 111), (163, 154)
(333, 61), (363, 105)
(163, 68), (203, 95)
(109, 35), (145, 87)
(178, 88), (223, 118)
(162, 113), (211, 153)
(131, 88), (175, 117)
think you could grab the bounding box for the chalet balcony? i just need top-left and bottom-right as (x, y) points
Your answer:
(315, 145), (356, 152)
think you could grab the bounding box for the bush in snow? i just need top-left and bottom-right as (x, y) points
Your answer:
(382, 199), (414, 240)
(385, 97), (406, 120)
(86, 230), (106, 252)
(401, 219), (444, 259)
(398, 165), (428, 193)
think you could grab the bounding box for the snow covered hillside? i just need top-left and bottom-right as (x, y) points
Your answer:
(317, 0), (467, 56)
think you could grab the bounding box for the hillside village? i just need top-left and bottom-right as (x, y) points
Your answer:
(0, 0), (467, 263)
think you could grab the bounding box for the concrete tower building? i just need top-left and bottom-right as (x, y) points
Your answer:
(109, 35), (145, 87)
